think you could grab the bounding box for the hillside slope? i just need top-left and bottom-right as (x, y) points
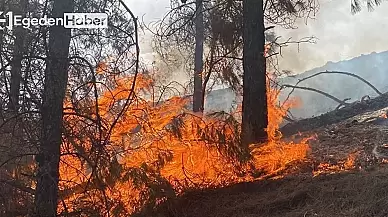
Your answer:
(205, 51), (388, 119)
(280, 50), (388, 119)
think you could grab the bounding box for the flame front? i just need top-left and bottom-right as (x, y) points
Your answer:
(57, 53), (312, 215)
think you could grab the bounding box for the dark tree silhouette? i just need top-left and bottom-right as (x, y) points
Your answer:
(241, 0), (267, 146)
(193, 0), (204, 113)
(33, 0), (74, 215)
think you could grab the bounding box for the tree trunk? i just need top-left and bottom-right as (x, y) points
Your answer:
(242, 0), (268, 146)
(33, 0), (73, 216)
(193, 0), (204, 113)
(8, 0), (27, 113)
(4, 2), (28, 211)
(0, 1), (4, 61)
(0, 0), (6, 101)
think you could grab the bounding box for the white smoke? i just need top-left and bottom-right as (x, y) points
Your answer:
(125, 0), (388, 118)
(275, 0), (388, 73)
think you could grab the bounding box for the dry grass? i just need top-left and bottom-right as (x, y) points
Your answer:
(135, 166), (388, 217)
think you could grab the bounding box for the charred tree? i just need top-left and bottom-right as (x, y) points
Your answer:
(33, 0), (74, 216)
(242, 0), (268, 146)
(193, 0), (204, 113)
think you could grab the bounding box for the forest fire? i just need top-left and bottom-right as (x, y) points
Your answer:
(57, 70), (312, 214)
(312, 152), (358, 177)
(1, 0), (387, 216)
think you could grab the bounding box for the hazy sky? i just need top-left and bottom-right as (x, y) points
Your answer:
(125, 0), (388, 74)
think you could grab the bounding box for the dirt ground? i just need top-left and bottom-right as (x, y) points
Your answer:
(135, 110), (388, 217)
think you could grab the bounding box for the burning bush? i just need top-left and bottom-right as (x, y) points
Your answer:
(57, 69), (311, 215)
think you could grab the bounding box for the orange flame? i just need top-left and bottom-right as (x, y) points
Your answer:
(58, 47), (311, 215)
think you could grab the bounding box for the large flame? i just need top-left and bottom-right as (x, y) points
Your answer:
(57, 51), (312, 214)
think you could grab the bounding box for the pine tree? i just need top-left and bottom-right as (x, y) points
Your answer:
(241, 0), (267, 146)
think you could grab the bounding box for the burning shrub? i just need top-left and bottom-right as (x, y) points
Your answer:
(57, 70), (311, 216)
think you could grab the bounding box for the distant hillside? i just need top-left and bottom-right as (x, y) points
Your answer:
(279, 50), (388, 119)
(205, 50), (388, 119)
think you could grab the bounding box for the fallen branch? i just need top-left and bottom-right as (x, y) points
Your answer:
(302, 71), (382, 96)
(281, 70), (382, 107)
(280, 92), (388, 136)
(281, 84), (350, 106)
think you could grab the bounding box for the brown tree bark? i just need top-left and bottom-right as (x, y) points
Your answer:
(242, 0), (268, 146)
(193, 0), (204, 113)
(33, 0), (73, 216)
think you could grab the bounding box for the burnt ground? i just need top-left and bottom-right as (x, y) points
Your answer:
(134, 107), (388, 217)
(280, 92), (388, 136)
